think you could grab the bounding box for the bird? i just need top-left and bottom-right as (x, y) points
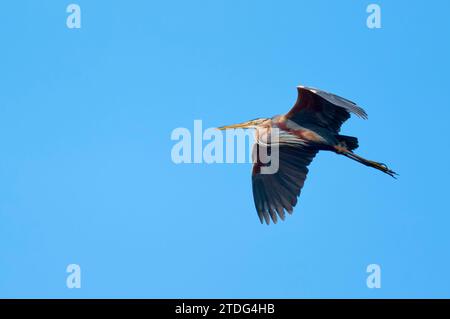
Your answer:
(217, 85), (397, 225)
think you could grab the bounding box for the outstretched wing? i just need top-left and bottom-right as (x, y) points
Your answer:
(252, 143), (318, 225)
(286, 86), (368, 133)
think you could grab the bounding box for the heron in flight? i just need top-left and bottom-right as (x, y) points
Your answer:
(218, 86), (397, 225)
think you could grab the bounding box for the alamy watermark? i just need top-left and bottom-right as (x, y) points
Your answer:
(366, 4), (382, 29)
(170, 120), (280, 174)
(66, 264), (81, 289)
(366, 264), (381, 289)
(66, 4), (81, 29)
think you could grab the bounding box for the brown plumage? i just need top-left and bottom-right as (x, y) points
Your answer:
(218, 86), (397, 225)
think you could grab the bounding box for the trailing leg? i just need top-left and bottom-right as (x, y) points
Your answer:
(341, 150), (398, 178)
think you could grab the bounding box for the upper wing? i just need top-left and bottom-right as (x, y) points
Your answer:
(285, 86), (368, 133)
(252, 143), (318, 225)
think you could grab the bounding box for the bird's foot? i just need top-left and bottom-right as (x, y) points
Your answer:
(367, 160), (398, 178)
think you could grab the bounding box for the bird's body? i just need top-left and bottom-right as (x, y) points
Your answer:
(218, 86), (397, 225)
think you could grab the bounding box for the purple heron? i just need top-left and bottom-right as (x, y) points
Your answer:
(218, 86), (397, 225)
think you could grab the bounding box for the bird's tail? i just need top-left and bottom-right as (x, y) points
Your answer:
(336, 135), (359, 151)
(343, 151), (398, 178)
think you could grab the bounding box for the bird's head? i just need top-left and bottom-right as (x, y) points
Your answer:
(217, 118), (269, 130)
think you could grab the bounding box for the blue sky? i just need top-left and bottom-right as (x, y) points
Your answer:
(0, 0), (449, 298)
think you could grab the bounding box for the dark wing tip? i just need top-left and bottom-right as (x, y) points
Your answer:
(252, 145), (318, 225)
(296, 85), (369, 120)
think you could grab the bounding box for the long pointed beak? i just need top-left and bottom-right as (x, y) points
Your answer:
(217, 121), (253, 130)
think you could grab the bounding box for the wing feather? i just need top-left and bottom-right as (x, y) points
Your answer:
(252, 143), (318, 224)
(286, 86), (367, 133)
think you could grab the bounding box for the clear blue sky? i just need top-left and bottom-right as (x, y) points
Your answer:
(1, 0), (449, 298)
